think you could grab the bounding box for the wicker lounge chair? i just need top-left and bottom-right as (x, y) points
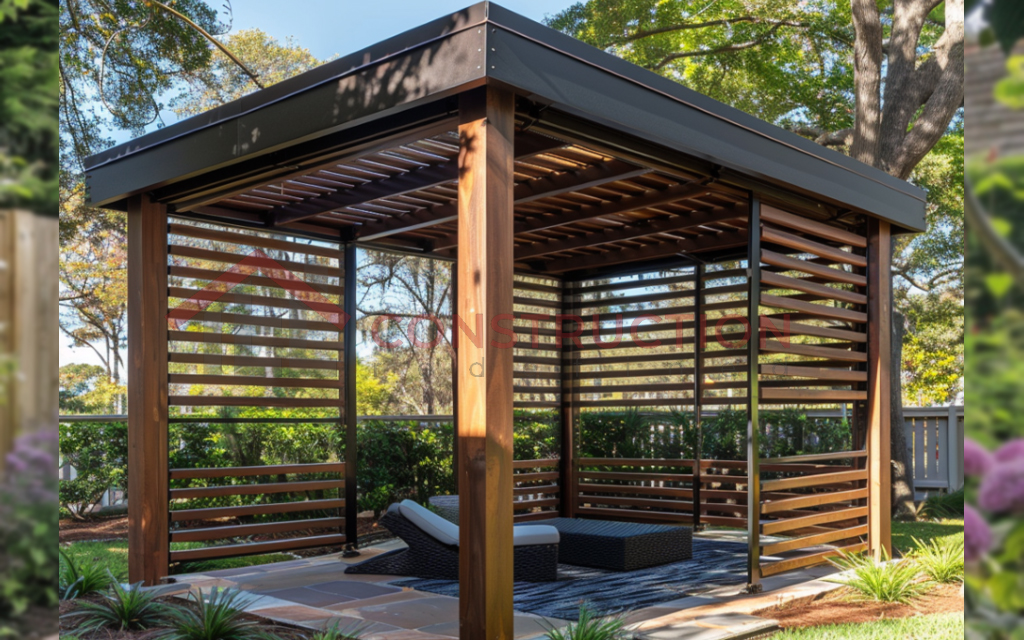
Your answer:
(344, 500), (560, 582)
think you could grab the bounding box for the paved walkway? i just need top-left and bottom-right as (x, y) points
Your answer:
(167, 536), (842, 640)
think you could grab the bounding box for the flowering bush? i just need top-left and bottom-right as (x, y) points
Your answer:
(0, 429), (59, 616)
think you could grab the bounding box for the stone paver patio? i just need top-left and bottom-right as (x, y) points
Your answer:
(163, 532), (842, 640)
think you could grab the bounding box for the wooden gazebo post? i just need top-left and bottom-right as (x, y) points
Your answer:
(126, 195), (170, 586)
(456, 86), (516, 640)
(746, 196), (763, 592)
(867, 219), (893, 558)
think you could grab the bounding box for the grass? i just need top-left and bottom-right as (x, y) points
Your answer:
(772, 613), (963, 639)
(61, 540), (295, 580)
(891, 518), (964, 556)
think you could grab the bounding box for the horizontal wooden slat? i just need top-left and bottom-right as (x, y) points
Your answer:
(170, 498), (345, 522)
(761, 294), (867, 324)
(762, 271), (866, 306)
(514, 484), (560, 496)
(761, 250), (866, 287)
(514, 511), (560, 522)
(762, 470), (868, 493)
(766, 451), (867, 464)
(169, 374), (342, 389)
(169, 330), (342, 352)
(169, 265), (343, 296)
(169, 352), (339, 371)
(171, 479), (342, 500)
(169, 534), (347, 562)
(578, 471), (693, 483)
(762, 226), (867, 267)
(169, 287), (342, 314)
(761, 340), (867, 362)
(760, 364), (866, 382)
(761, 389), (868, 403)
(762, 488), (868, 514)
(762, 506), (869, 536)
(760, 206), (867, 248)
(578, 495), (694, 512)
(574, 507), (695, 523)
(760, 542), (868, 577)
(169, 244), (339, 277)
(168, 223), (342, 259)
(761, 318), (867, 344)
(580, 273), (696, 295)
(169, 396), (340, 408)
(174, 310), (341, 334)
(513, 471), (560, 483)
(577, 483), (693, 499)
(513, 498), (560, 511)
(513, 458), (560, 470)
(171, 463), (343, 480)
(171, 517), (346, 543)
(581, 458), (697, 468)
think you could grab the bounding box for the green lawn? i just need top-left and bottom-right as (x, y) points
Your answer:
(773, 613), (963, 639)
(61, 540), (295, 580)
(891, 518), (964, 556)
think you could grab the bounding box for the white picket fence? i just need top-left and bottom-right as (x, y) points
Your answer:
(810, 405), (965, 499)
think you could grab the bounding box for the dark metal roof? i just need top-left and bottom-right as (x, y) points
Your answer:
(85, 1), (926, 233)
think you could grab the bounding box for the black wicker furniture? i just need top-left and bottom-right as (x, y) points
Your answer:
(541, 518), (692, 571)
(345, 500), (560, 582)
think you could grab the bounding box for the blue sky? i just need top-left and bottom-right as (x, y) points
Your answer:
(227, 0), (577, 62)
(60, 0), (578, 370)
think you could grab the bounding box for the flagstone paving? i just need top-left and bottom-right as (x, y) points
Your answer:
(168, 535), (841, 640)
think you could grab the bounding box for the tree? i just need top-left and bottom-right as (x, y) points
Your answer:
(550, 0), (965, 517)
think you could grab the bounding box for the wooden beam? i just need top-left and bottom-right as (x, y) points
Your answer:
(276, 134), (564, 230)
(516, 204), (745, 261)
(746, 196), (762, 592)
(457, 86), (516, 640)
(541, 229), (746, 274)
(127, 195), (170, 586)
(693, 263), (704, 531)
(866, 219), (892, 559)
(434, 182), (715, 252)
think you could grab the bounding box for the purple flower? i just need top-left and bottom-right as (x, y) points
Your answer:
(979, 462), (1024, 513)
(965, 438), (993, 478)
(965, 505), (993, 562)
(995, 439), (1024, 465)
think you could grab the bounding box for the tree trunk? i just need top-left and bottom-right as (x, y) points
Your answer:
(890, 311), (916, 519)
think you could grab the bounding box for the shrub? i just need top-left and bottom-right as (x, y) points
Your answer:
(58, 419), (127, 517)
(913, 537), (965, 584)
(62, 577), (170, 634)
(59, 548), (112, 600)
(0, 429), (60, 616)
(829, 549), (929, 604)
(158, 587), (279, 640)
(307, 621), (367, 640)
(544, 604), (629, 640)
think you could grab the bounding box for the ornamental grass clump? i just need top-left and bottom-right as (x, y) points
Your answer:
(62, 576), (171, 634)
(59, 548), (112, 600)
(157, 587), (280, 640)
(912, 536), (965, 584)
(828, 549), (930, 604)
(544, 604), (630, 640)
(306, 621), (367, 640)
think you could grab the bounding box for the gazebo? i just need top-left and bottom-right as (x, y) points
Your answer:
(84, 3), (926, 638)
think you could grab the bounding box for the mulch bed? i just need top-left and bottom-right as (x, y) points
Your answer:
(60, 516), (130, 543)
(760, 583), (964, 628)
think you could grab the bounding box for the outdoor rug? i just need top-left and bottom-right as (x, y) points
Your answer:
(392, 538), (750, 620)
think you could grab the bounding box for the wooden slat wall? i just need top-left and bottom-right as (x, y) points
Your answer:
(513, 273), (563, 410)
(166, 221), (344, 410)
(164, 220), (348, 566)
(513, 458), (561, 521)
(755, 205), (871, 576)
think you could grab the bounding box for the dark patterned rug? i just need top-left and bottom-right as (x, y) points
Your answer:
(392, 538), (749, 620)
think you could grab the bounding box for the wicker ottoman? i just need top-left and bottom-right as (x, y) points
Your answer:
(542, 518), (692, 571)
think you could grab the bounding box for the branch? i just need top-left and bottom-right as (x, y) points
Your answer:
(965, 183), (1024, 287)
(147, 0), (264, 90)
(816, 128), (856, 147)
(616, 16), (808, 44)
(654, 23), (788, 69)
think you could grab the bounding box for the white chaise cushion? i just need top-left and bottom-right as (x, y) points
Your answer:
(398, 500), (559, 547)
(399, 500), (460, 546)
(512, 525), (560, 547)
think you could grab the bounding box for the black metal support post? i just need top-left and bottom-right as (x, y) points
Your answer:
(344, 243), (360, 554)
(693, 264), (704, 532)
(747, 196), (762, 592)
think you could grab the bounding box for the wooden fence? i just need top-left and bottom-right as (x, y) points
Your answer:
(1, 210), (59, 466)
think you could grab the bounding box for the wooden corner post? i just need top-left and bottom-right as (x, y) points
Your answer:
(867, 219), (893, 559)
(457, 86), (516, 640)
(746, 195), (762, 592)
(560, 280), (578, 519)
(127, 195), (170, 586)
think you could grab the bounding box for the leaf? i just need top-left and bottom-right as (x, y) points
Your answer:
(986, 272), (1016, 299)
(991, 216), (1014, 237)
(988, 0), (1024, 54)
